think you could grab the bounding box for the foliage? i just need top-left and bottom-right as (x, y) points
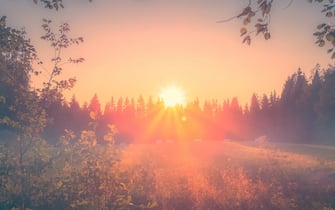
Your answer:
(0, 112), (153, 209)
(309, 0), (335, 59)
(0, 16), (40, 130)
(30, 0), (335, 60)
(0, 16), (107, 210)
(52, 114), (132, 210)
(217, 0), (335, 59)
(39, 19), (84, 106)
(0, 15), (155, 207)
(32, 0), (92, 11)
(0, 17), (48, 210)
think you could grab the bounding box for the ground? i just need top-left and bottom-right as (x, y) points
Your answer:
(117, 141), (335, 209)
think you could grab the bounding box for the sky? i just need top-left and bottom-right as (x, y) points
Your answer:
(0, 0), (331, 106)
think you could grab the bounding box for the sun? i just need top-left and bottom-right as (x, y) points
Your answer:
(159, 86), (186, 107)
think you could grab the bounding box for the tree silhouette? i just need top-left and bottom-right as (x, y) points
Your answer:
(88, 94), (101, 116)
(318, 68), (335, 127)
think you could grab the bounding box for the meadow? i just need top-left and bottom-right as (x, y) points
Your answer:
(117, 141), (335, 210)
(1, 138), (335, 210)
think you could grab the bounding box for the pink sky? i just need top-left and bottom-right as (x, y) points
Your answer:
(0, 0), (331, 106)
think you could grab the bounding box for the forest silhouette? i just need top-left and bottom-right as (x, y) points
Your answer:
(17, 66), (333, 145)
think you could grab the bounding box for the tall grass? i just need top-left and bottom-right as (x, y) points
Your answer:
(120, 142), (335, 210)
(1, 140), (335, 209)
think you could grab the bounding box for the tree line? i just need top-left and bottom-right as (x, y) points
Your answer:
(26, 66), (334, 144)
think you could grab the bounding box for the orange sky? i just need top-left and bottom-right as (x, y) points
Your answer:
(0, 0), (331, 106)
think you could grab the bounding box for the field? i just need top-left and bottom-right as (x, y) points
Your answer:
(116, 141), (335, 210)
(2, 139), (335, 210)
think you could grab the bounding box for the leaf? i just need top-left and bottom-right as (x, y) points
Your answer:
(104, 133), (113, 142)
(147, 201), (158, 208)
(264, 32), (271, 40)
(92, 139), (97, 147)
(243, 17), (251, 25)
(89, 111), (96, 120)
(326, 11), (333, 17)
(237, 6), (251, 18)
(313, 31), (322, 36)
(120, 182), (127, 189)
(319, 40), (326, 47)
(240, 27), (247, 36)
(332, 51), (335, 59)
(326, 33), (335, 42)
(107, 124), (118, 133)
(242, 35), (251, 45)
(0, 96), (6, 103)
(265, 4), (271, 15)
(317, 23), (326, 29)
(0, 16), (6, 27)
(56, 181), (63, 189)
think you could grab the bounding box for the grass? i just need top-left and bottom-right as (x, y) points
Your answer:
(243, 142), (335, 160)
(118, 141), (335, 210)
(2, 139), (335, 209)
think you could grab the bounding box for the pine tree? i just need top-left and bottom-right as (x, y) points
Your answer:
(88, 94), (101, 116)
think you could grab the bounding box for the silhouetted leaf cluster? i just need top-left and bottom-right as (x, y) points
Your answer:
(33, 0), (92, 11)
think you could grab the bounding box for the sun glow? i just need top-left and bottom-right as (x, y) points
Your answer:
(159, 86), (186, 108)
